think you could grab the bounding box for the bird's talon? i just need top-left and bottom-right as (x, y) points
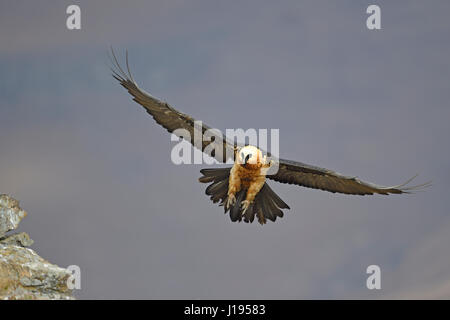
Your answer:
(240, 200), (251, 215)
(226, 194), (236, 208)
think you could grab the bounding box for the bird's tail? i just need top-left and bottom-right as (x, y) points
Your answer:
(199, 167), (290, 225)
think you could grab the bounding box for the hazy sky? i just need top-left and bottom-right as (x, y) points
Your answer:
(1, 1), (449, 299)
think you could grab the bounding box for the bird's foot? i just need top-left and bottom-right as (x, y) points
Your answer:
(240, 200), (252, 215)
(226, 194), (236, 209)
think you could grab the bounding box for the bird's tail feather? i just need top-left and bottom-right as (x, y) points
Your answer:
(199, 167), (290, 224)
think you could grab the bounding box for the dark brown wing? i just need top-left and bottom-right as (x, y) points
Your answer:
(110, 49), (236, 163)
(268, 159), (431, 195)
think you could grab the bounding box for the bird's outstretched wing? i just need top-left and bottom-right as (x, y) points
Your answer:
(109, 49), (236, 163)
(268, 159), (431, 195)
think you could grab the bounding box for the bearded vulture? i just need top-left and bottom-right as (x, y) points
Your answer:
(110, 50), (430, 225)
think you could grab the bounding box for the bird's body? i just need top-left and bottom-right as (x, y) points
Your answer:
(227, 145), (272, 214)
(110, 50), (431, 225)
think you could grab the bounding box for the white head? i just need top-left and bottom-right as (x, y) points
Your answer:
(238, 145), (262, 167)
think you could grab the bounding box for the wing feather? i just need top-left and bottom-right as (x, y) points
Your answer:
(111, 50), (431, 197)
(110, 49), (236, 163)
(268, 159), (431, 195)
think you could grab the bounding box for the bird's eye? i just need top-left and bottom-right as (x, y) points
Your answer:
(240, 152), (245, 160)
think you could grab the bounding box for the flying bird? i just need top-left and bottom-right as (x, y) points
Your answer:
(110, 50), (430, 225)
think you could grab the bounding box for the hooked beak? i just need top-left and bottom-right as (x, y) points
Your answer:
(244, 154), (250, 164)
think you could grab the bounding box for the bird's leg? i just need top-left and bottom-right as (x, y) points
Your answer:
(226, 193), (236, 209)
(226, 165), (241, 209)
(241, 177), (265, 215)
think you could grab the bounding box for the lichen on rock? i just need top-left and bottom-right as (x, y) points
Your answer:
(0, 232), (34, 247)
(0, 194), (27, 238)
(0, 194), (75, 300)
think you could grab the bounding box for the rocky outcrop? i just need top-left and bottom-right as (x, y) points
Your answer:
(0, 194), (74, 300)
(0, 195), (27, 239)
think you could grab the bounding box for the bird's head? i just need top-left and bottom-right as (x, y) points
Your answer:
(237, 145), (262, 169)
